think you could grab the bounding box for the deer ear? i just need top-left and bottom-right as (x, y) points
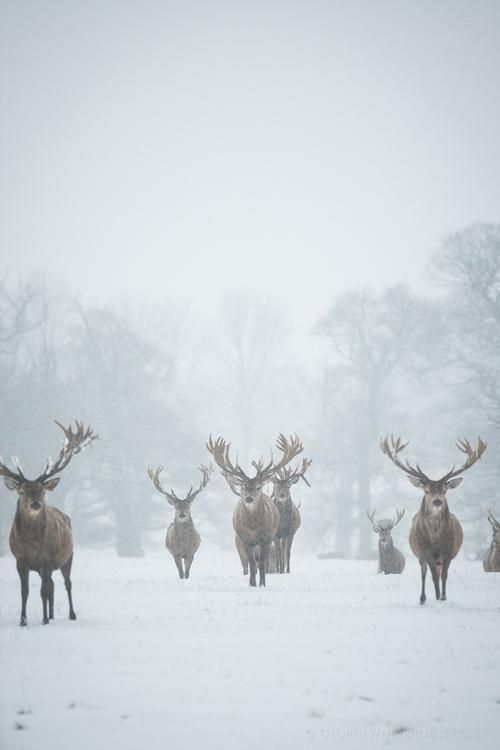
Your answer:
(407, 475), (426, 489)
(3, 477), (20, 492)
(446, 477), (463, 489)
(43, 477), (61, 491)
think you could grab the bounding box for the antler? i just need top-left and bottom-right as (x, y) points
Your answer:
(37, 421), (98, 481)
(185, 464), (213, 502)
(207, 433), (304, 486)
(367, 508), (405, 532)
(276, 456), (312, 487)
(206, 436), (249, 484)
(380, 435), (430, 483)
(147, 464), (212, 505)
(0, 455), (26, 484)
(487, 509), (500, 530)
(440, 437), (487, 482)
(254, 433), (304, 483)
(1, 421), (97, 485)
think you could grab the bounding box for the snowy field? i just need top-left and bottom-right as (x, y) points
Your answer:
(1, 543), (499, 750)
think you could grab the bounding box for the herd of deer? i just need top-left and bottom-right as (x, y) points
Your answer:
(0, 421), (498, 626)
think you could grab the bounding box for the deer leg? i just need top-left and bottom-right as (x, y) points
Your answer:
(258, 543), (269, 587)
(275, 540), (280, 573)
(285, 535), (294, 574)
(61, 555), (77, 620)
(173, 555), (184, 579)
(184, 555), (194, 579)
(440, 559), (451, 601)
(419, 560), (427, 604)
(40, 570), (52, 624)
(16, 560), (29, 627)
(429, 563), (441, 600)
(247, 545), (257, 587)
(48, 577), (55, 619)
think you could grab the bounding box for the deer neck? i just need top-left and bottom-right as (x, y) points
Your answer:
(379, 536), (394, 553)
(16, 503), (47, 538)
(174, 512), (194, 528)
(420, 497), (450, 538)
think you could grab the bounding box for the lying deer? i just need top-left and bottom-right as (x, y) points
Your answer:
(366, 509), (406, 574)
(0, 421), (97, 626)
(270, 455), (311, 573)
(483, 510), (500, 572)
(381, 435), (487, 604)
(148, 464), (212, 579)
(207, 434), (303, 587)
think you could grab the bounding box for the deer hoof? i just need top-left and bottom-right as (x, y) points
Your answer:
(419, 595), (426, 605)
(70, 612), (77, 620)
(19, 617), (27, 627)
(43, 617), (50, 625)
(440, 594), (446, 601)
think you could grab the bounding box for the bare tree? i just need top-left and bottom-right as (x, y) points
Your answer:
(315, 285), (435, 556)
(211, 292), (291, 461)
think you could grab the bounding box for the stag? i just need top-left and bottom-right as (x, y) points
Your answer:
(1, 421), (98, 626)
(483, 510), (500, 572)
(381, 435), (487, 604)
(270, 455), (311, 573)
(207, 433), (303, 587)
(148, 464), (212, 579)
(366, 509), (406, 574)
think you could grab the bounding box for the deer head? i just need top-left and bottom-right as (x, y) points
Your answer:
(271, 453), (312, 504)
(380, 435), (487, 517)
(207, 434), (304, 506)
(367, 509), (405, 550)
(1, 421), (98, 520)
(148, 464), (212, 521)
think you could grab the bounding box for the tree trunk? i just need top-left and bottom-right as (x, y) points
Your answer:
(334, 468), (354, 558)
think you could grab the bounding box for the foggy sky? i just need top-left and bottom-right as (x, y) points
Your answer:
(1, 0), (499, 325)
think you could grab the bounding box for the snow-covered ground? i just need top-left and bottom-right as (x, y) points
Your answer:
(1, 542), (499, 750)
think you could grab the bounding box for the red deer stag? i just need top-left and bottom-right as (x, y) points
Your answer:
(381, 435), (487, 604)
(207, 434), (303, 587)
(483, 510), (500, 572)
(1, 421), (98, 626)
(366, 509), (406, 574)
(148, 464), (212, 579)
(270, 454), (312, 573)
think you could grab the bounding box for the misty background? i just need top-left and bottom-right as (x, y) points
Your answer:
(1, 1), (499, 560)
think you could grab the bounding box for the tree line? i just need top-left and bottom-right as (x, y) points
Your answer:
(1, 221), (498, 558)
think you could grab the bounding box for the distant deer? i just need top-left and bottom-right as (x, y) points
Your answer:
(483, 510), (500, 572)
(381, 435), (487, 604)
(147, 464), (212, 579)
(270, 455), (311, 573)
(207, 433), (303, 587)
(366, 509), (406, 574)
(0, 421), (98, 626)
